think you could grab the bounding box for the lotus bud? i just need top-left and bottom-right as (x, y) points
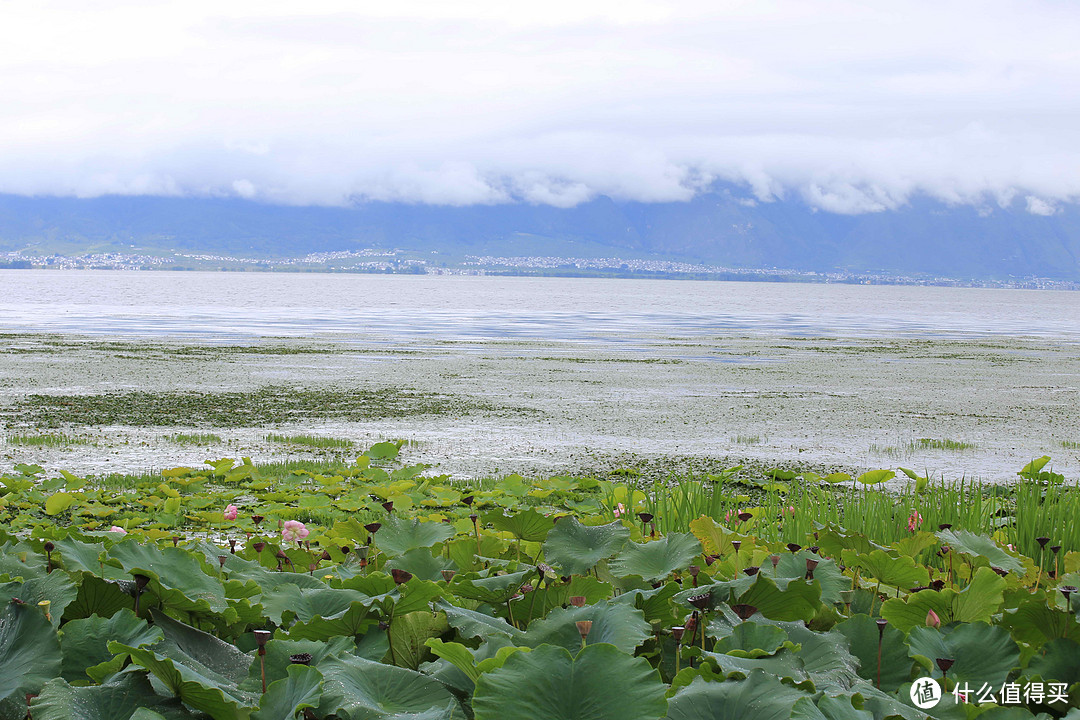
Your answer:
(805, 558), (818, 580)
(441, 570), (456, 583)
(926, 609), (941, 628)
(575, 620), (593, 640)
(38, 600), (51, 622)
(217, 555), (228, 570)
(684, 614), (698, 633)
(520, 583), (533, 594)
(770, 554), (781, 569)
(704, 554), (719, 566)
(743, 566), (759, 576)
(275, 550), (289, 560)
(172, 536), (180, 547)
(391, 569), (412, 585)
(229, 539), (237, 554)
(570, 596), (586, 608)
(671, 626), (685, 643)
(42, 541), (54, 553)
(289, 653), (313, 666)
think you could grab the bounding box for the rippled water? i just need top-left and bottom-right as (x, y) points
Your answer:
(2, 270), (1078, 342)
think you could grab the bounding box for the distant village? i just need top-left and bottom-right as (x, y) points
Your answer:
(1, 247), (1075, 290)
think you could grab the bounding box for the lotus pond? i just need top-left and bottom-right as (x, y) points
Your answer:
(1, 445), (1080, 719)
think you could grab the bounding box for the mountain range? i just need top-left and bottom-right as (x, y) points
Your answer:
(1, 188), (1078, 281)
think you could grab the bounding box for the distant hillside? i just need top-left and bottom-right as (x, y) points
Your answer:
(0, 189), (1077, 280)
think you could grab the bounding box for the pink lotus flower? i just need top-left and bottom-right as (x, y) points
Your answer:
(223, 504), (238, 521)
(906, 511), (923, 532)
(926, 608), (941, 628)
(613, 503), (626, 518)
(783, 506), (796, 516)
(282, 520), (309, 543)
(109, 526), (127, 534)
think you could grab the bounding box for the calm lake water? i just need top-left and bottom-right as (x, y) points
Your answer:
(2, 270), (1078, 342)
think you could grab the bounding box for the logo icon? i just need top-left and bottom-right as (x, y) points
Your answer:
(910, 677), (942, 709)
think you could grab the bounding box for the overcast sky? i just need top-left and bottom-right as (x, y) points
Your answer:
(2, 0), (1078, 214)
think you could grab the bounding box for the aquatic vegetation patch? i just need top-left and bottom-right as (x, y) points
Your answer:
(909, 437), (977, 452)
(3, 385), (495, 428)
(266, 433), (355, 450)
(5, 432), (90, 447)
(1, 448), (1079, 718)
(166, 432), (224, 445)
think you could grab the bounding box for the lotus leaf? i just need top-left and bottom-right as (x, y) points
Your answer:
(0, 600), (63, 709)
(29, 670), (197, 720)
(59, 609), (163, 683)
(666, 668), (812, 720)
(936, 528), (1026, 575)
(250, 664), (323, 720)
(316, 653), (459, 720)
(543, 518), (630, 576)
(472, 643), (667, 720)
(520, 601), (652, 654)
(374, 516), (455, 558)
(608, 532), (702, 583)
(906, 622), (1020, 685)
(833, 614), (913, 693)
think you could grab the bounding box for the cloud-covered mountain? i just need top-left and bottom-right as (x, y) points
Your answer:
(1, 190), (1077, 280)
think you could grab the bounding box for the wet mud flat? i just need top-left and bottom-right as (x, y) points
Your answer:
(0, 332), (1077, 483)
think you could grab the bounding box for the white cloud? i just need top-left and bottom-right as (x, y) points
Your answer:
(1025, 196), (1058, 216)
(0, 1), (1079, 212)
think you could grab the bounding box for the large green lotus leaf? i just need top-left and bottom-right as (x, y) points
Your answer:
(51, 538), (127, 581)
(833, 614), (913, 693)
(437, 600), (523, 641)
(483, 509), (553, 543)
(816, 527), (888, 559)
(610, 582), (682, 625)
(842, 549), (929, 591)
(520, 602), (651, 654)
(844, 682), (926, 720)
(388, 610), (449, 670)
(385, 548), (456, 582)
(936, 529), (1025, 575)
(425, 639), (529, 687)
(59, 609), (163, 684)
(1024, 638), (1080, 686)
(316, 653), (459, 720)
(794, 694), (872, 720)
(0, 572), (78, 629)
(62, 576), (135, 622)
(712, 621), (790, 658)
(278, 602), (378, 643)
(260, 585), (372, 626)
(29, 670), (197, 720)
(665, 668), (811, 720)
(543, 518), (630, 576)
(149, 608), (253, 686)
(0, 600), (63, 706)
(1001, 597), (1080, 646)
(773, 552), (849, 605)
(211, 551), (326, 594)
(736, 574), (822, 623)
(608, 533), (702, 583)
(375, 516), (455, 558)
(687, 517), (753, 557)
(251, 664), (323, 720)
(694, 649), (811, 690)
(881, 567), (1005, 632)
(473, 643), (667, 720)
(241, 636), (356, 692)
(724, 617), (860, 693)
(107, 542), (229, 615)
(448, 569), (532, 604)
(509, 575), (613, 626)
(906, 622), (1019, 686)
(110, 642), (258, 720)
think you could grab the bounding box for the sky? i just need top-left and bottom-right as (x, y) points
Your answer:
(2, 0), (1079, 214)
